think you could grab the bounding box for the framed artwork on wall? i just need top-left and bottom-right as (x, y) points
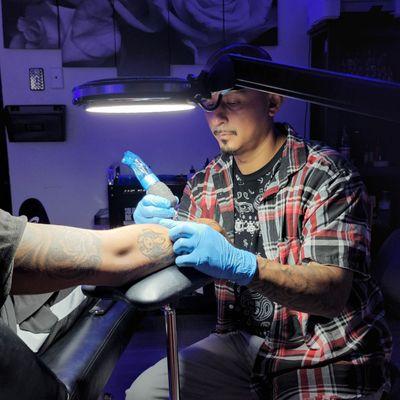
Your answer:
(2, 0), (119, 67)
(2, 0), (60, 49)
(2, 0), (278, 72)
(116, 0), (278, 75)
(58, 0), (119, 67)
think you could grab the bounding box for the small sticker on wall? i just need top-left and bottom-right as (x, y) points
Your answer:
(29, 67), (45, 91)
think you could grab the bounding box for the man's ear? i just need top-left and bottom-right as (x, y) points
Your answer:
(267, 94), (284, 117)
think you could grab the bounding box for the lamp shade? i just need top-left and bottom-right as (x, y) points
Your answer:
(72, 77), (196, 113)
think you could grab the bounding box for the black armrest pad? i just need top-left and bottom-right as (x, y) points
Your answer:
(83, 265), (212, 311)
(0, 319), (68, 400)
(40, 301), (140, 400)
(125, 265), (211, 309)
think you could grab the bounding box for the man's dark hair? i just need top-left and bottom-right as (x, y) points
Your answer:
(205, 43), (272, 70)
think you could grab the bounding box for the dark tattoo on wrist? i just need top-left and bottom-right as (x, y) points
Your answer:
(16, 224), (101, 280)
(137, 228), (175, 265)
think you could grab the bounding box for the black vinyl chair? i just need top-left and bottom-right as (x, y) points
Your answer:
(40, 300), (140, 400)
(0, 297), (139, 400)
(0, 318), (68, 400)
(0, 265), (210, 400)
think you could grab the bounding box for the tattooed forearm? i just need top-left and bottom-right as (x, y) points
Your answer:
(137, 228), (175, 266)
(14, 223), (101, 280)
(103, 225), (175, 283)
(248, 257), (353, 318)
(12, 222), (175, 293)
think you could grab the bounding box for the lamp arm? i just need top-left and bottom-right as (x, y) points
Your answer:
(188, 53), (400, 123)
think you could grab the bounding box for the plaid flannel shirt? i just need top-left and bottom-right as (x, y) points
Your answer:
(177, 125), (392, 399)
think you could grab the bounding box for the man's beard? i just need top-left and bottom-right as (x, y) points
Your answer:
(214, 130), (237, 155)
(219, 141), (238, 155)
(221, 147), (236, 156)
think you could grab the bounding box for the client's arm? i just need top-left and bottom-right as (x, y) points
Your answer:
(12, 222), (174, 294)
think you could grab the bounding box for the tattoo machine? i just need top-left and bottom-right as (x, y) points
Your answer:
(121, 151), (177, 206)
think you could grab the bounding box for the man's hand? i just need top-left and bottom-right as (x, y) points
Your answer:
(134, 194), (177, 224)
(159, 219), (257, 285)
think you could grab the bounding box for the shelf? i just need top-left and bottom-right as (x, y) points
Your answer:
(309, 10), (400, 163)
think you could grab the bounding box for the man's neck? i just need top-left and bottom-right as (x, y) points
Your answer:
(234, 130), (286, 175)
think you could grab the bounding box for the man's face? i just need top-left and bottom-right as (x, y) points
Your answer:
(204, 89), (273, 156)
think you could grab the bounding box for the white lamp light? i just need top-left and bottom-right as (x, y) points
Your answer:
(86, 104), (195, 114)
(73, 77), (196, 114)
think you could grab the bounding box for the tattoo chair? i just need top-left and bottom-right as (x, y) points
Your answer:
(82, 265), (211, 400)
(0, 265), (210, 400)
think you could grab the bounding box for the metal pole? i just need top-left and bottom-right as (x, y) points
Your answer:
(163, 304), (180, 400)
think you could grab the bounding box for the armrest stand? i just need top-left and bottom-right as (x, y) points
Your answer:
(164, 304), (180, 399)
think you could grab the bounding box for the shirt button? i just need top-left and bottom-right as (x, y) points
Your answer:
(228, 304), (234, 310)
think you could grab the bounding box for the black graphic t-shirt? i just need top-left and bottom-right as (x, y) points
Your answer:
(233, 145), (284, 337)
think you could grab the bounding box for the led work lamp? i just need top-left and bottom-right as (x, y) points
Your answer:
(72, 54), (400, 123)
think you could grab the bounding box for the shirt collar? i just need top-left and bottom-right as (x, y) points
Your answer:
(277, 123), (308, 184)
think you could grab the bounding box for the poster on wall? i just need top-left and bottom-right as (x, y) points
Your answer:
(2, 0), (119, 67)
(2, 0), (60, 49)
(58, 0), (119, 67)
(115, 0), (278, 75)
(2, 0), (277, 73)
(114, 0), (170, 76)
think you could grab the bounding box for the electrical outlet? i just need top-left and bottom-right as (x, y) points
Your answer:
(50, 67), (64, 89)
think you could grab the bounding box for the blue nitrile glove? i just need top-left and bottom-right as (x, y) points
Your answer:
(159, 219), (257, 285)
(133, 194), (177, 224)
